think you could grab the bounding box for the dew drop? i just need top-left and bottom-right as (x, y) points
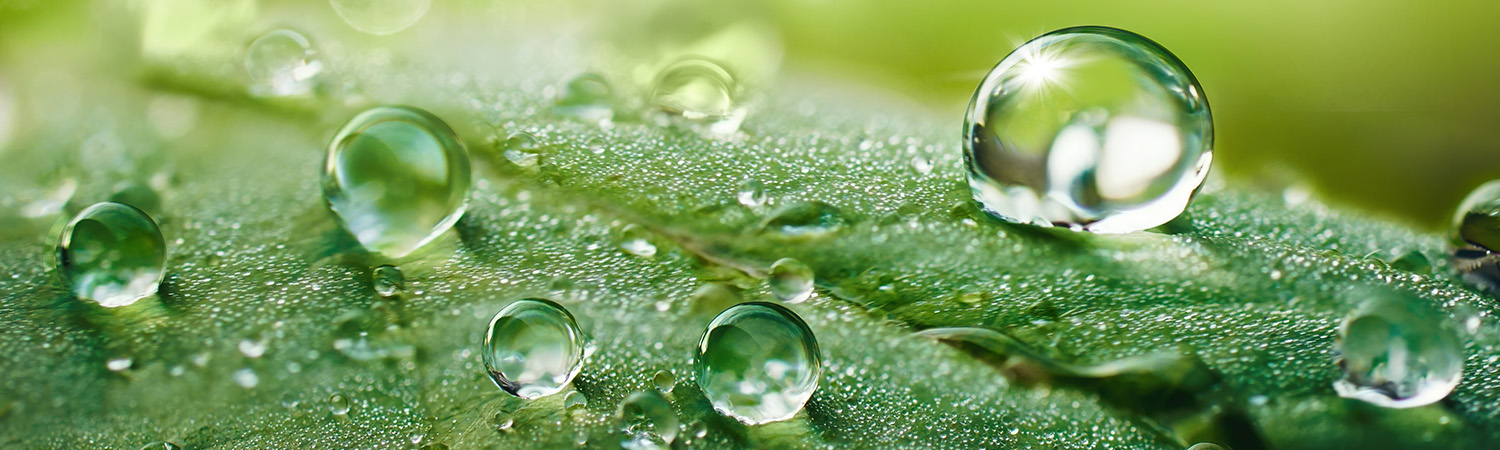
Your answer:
(617, 390), (678, 449)
(329, 393), (352, 416)
(768, 258), (814, 303)
(695, 302), (821, 425)
(760, 201), (846, 239)
(329, 0), (431, 35)
(238, 338), (268, 358)
(650, 57), (743, 134)
(233, 368), (259, 388)
(492, 413), (514, 432)
(323, 105), (471, 258)
(1450, 180), (1500, 290)
(553, 73), (616, 124)
(244, 29), (323, 97)
(963, 26), (1212, 233)
(584, 137), (607, 155)
(619, 224), (658, 258)
(1333, 289), (1463, 408)
(563, 390), (587, 411)
(505, 132), (538, 150)
(372, 264), (404, 298)
(652, 370), (676, 394)
(483, 298), (588, 399)
(736, 179), (767, 208)
(55, 202), (167, 307)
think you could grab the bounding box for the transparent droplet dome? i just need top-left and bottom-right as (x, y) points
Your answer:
(483, 298), (588, 399)
(1332, 288), (1464, 408)
(55, 202), (167, 307)
(963, 26), (1213, 233)
(694, 302), (821, 425)
(244, 29), (323, 97)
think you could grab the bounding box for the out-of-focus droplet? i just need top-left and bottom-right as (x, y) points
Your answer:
(108, 181), (163, 219)
(553, 73), (616, 125)
(233, 368), (259, 388)
(736, 179), (766, 208)
(1333, 289), (1463, 408)
(695, 302), (821, 425)
(564, 390), (587, 411)
(768, 258), (814, 303)
(372, 264), (404, 298)
(329, 0), (431, 35)
(55, 202), (167, 307)
(617, 390), (678, 449)
(650, 57), (744, 135)
(244, 29), (323, 97)
(761, 201), (846, 239)
(619, 224), (657, 258)
(963, 26), (1212, 233)
(323, 105), (471, 258)
(484, 298), (588, 399)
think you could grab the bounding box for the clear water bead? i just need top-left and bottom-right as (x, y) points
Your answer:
(695, 302), (821, 425)
(323, 105), (471, 258)
(1450, 180), (1500, 290)
(55, 202), (167, 307)
(768, 258), (814, 303)
(483, 298), (588, 399)
(652, 370), (676, 394)
(1333, 289), (1463, 408)
(616, 390), (678, 449)
(244, 29), (322, 97)
(329, 0), (431, 35)
(372, 264), (404, 297)
(650, 57), (744, 134)
(963, 26), (1212, 233)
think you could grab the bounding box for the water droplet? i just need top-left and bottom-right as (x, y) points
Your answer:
(652, 370), (676, 394)
(1186, 444), (1226, 450)
(138, 442), (182, 450)
(553, 73), (615, 124)
(963, 26), (1213, 233)
(1451, 180), (1500, 289)
(484, 298), (588, 399)
(493, 413), (514, 432)
(505, 132), (538, 150)
(55, 202), (167, 307)
(107, 357), (133, 372)
(563, 390), (587, 411)
(688, 421), (707, 439)
(911, 155), (934, 175)
(329, 0), (431, 35)
(695, 302), (821, 424)
(238, 338), (268, 358)
(323, 105), (471, 258)
(584, 137), (607, 154)
(619, 224), (658, 258)
(372, 265), (404, 297)
(244, 29), (323, 97)
(1333, 289), (1463, 408)
(617, 390), (678, 449)
(650, 57), (744, 134)
(233, 368), (259, 388)
(329, 393), (352, 416)
(768, 258), (814, 303)
(736, 179), (767, 208)
(760, 201), (846, 239)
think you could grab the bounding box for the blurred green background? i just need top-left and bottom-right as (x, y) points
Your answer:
(2, 0), (1498, 231)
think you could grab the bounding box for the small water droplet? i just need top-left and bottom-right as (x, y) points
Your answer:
(55, 202), (167, 307)
(238, 338), (268, 358)
(484, 299), (588, 399)
(768, 258), (814, 303)
(233, 368), (259, 388)
(652, 370), (676, 394)
(650, 57), (744, 135)
(736, 179), (767, 208)
(617, 390), (678, 449)
(323, 106), (471, 258)
(695, 302), (821, 424)
(761, 201), (846, 239)
(329, 393), (352, 416)
(553, 73), (615, 124)
(244, 29), (323, 97)
(505, 132), (538, 150)
(329, 0), (431, 35)
(689, 421), (707, 439)
(564, 390), (587, 411)
(910, 155), (933, 175)
(493, 413), (515, 432)
(584, 137), (607, 154)
(372, 264), (404, 297)
(963, 26), (1213, 233)
(107, 357), (133, 372)
(1333, 289), (1463, 408)
(619, 224), (658, 258)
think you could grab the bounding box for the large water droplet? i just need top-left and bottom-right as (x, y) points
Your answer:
(650, 57), (743, 134)
(244, 29), (323, 97)
(963, 26), (1212, 233)
(323, 105), (471, 258)
(1450, 180), (1500, 289)
(329, 0), (431, 35)
(1333, 289), (1463, 408)
(768, 258), (813, 303)
(55, 202), (167, 307)
(616, 390), (678, 449)
(695, 302), (821, 425)
(483, 298), (588, 399)
(372, 264), (404, 298)
(553, 73), (616, 124)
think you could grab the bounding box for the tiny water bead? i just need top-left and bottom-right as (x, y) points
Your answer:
(649, 57), (743, 134)
(652, 370), (676, 394)
(244, 29), (322, 97)
(768, 258), (814, 303)
(483, 298), (588, 399)
(963, 26), (1212, 233)
(372, 264), (404, 297)
(323, 105), (471, 258)
(329, 393), (352, 416)
(329, 0), (431, 35)
(736, 178), (766, 208)
(55, 202), (167, 308)
(1333, 289), (1464, 408)
(695, 302), (821, 425)
(1450, 180), (1500, 289)
(616, 390), (678, 449)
